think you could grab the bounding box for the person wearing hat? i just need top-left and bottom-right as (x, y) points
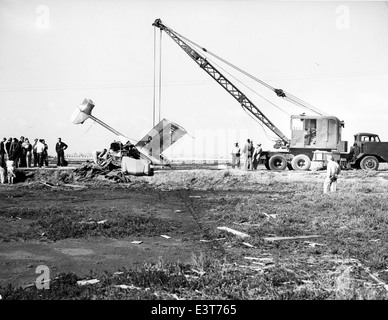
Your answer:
(324, 154), (341, 193)
(231, 142), (241, 169)
(252, 143), (263, 170)
(55, 137), (68, 167)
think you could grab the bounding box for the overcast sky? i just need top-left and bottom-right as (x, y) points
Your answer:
(1, 0), (388, 158)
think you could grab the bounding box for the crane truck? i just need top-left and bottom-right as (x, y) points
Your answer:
(153, 19), (388, 171)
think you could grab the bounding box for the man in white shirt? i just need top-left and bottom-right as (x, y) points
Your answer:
(242, 139), (253, 170)
(231, 143), (241, 169)
(324, 154), (341, 193)
(35, 139), (46, 168)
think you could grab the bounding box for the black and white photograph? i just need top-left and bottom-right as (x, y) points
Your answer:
(1, 0), (388, 308)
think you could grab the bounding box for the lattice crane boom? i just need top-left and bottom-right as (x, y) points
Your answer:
(152, 18), (290, 147)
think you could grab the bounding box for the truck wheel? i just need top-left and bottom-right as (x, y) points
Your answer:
(268, 155), (287, 171)
(360, 156), (379, 170)
(291, 154), (311, 171)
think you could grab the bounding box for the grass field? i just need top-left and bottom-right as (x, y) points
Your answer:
(1, 165), (388, 300)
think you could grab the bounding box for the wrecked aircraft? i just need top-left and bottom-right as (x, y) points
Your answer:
(71, 98), (187, 176)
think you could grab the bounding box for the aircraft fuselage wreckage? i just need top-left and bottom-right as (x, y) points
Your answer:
(71, 98), (187, 176)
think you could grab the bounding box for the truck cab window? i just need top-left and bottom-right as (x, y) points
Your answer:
(304, 119), (317, 145)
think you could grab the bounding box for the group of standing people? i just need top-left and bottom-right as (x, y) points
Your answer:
(231, 139), (262, 170)
(231, 139), (341, 193)
(0, 136), (48, 169)
(230, 136), (342, 194)
(0, 136), (68, 169)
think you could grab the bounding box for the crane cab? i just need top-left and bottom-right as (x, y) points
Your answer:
(289, 115), (347, 152)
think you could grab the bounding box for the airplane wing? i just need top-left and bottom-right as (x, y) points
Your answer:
(135, 118), (187, 165)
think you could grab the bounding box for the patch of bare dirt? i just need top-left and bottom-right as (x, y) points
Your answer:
(0, 181), (222, 288)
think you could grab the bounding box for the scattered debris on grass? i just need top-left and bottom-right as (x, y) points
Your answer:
(2, 168), (388, 300)
(115, 284), (142, 290)
(191, 269), (206, 276)
(217, 226), (250, 238)
(263, 235), (323, 242)
(199, 238), (225, 243)
(233, 222), (261, 227)
(260, 212), (278, 219)
(1, 253), (388, 300)
(77, 279), (100, 286)
(242, 242), (255, 248)
(304, 241), (326, 247)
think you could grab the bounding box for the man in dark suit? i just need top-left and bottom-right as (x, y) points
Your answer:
(9, 138), (21, 167)
(0, 137), (6, 167)
(19, 136), (26, 167)
(5, 138), (12, 156)
(55, 138), (68, 167)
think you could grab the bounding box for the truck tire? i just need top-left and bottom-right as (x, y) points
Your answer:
(268, 155), (287, 171)
(360, 156), (379, 170)
(291, 154), (311, 171)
